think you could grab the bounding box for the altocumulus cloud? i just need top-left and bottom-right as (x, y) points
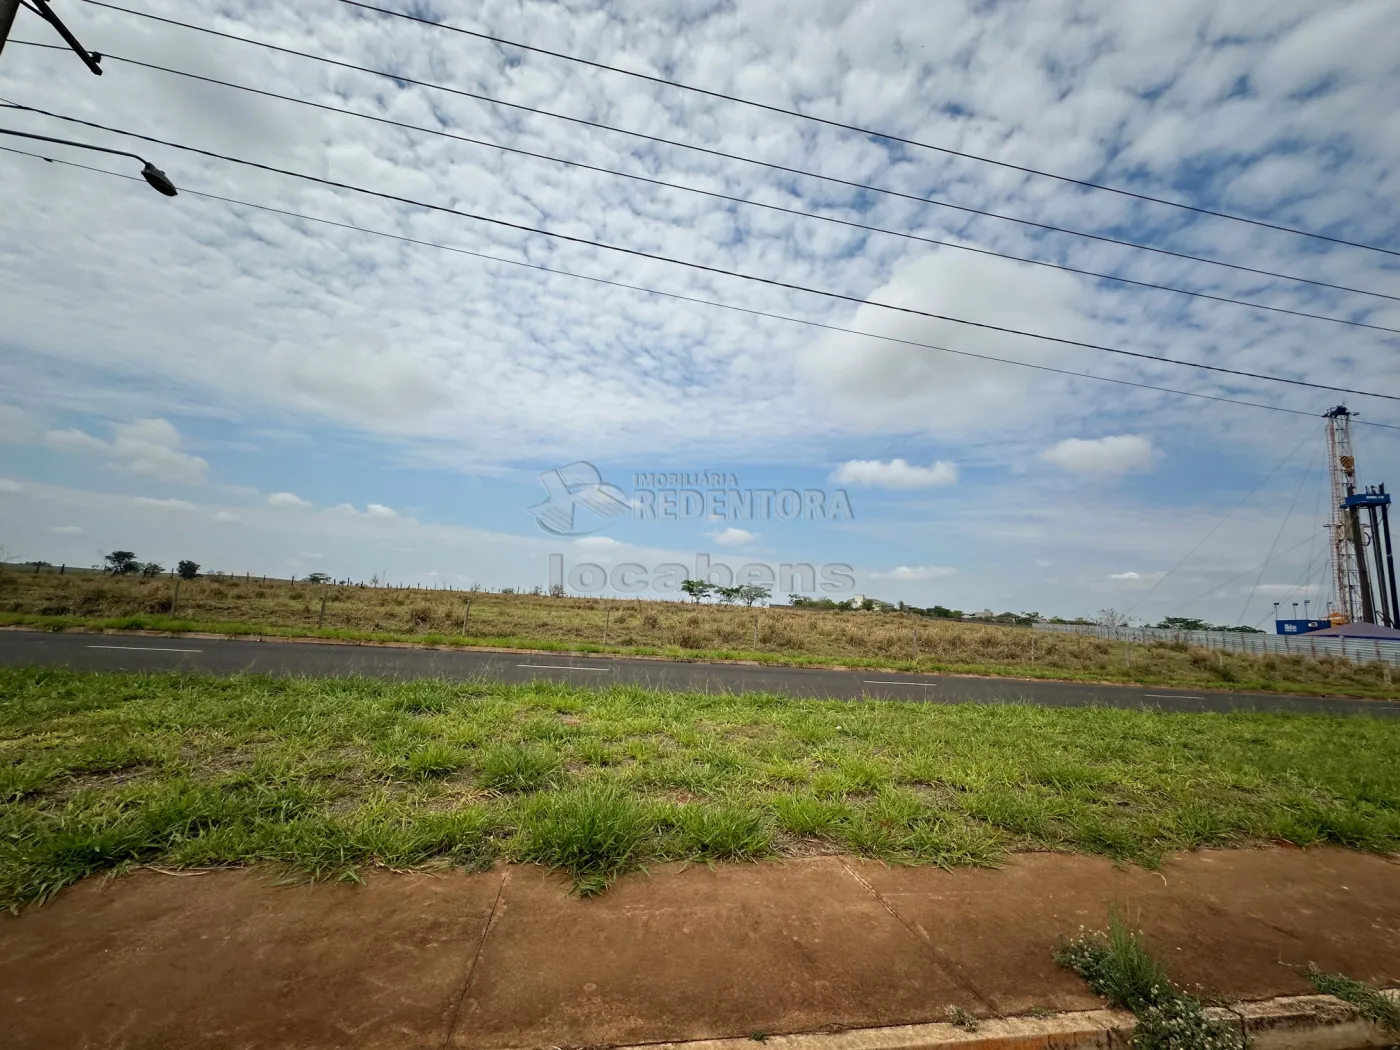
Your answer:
(831, 459), (958, 488)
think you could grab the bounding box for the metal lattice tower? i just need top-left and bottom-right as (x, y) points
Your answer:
(1325, 406), (1359, 622)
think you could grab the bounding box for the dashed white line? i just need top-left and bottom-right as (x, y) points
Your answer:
(87, 645), (203, 653)
(516, 664), (611, 672)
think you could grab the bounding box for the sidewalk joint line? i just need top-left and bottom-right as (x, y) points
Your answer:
(443, 867), (509, 1049)
(837, 858), (996, 1012)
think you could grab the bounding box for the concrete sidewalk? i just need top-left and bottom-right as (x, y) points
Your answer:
(3, 848), (1398, 1050)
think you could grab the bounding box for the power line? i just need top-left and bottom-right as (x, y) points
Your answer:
(9, 139), (1399, 433)
(1237, 437), (1318, 625)
(7, 100), (1399, 406)
(69, 2), (1400, 305)
(335, 0), (1400, 260)
(13, 40), (1397, 338)
(1124, 430), (1317, 618)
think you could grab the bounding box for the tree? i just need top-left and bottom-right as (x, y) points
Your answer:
(737, 584), (770, 607)
(305, 572), (331, 584)
(1153, 616), (1209, 632)
(140, 562), (164, 578)
(548, 583), (566, 598)
(715, 585), (741, 604)
(104, 551), (139, 575)
(176, 560), (201, 580)
(1096, 607), (1129, 627)
(680, 579), (713, 603)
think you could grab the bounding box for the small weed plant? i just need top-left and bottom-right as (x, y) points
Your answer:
(1055, 910), (1244, 1050)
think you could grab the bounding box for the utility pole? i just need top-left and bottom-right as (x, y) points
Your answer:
(0, 0), (20, 63)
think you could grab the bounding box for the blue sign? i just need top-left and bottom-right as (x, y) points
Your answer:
(1276, 619), (1329, 635)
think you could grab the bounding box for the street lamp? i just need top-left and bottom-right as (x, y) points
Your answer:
(0, 127), (175, 195)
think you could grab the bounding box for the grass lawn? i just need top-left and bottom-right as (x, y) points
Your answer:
(3, 668), (1399, 908)
(2, 572), (1397, 699)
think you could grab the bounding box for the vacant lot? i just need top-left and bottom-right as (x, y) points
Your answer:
(3, 668), (1398, 907)
(2, 571), (1396, 699)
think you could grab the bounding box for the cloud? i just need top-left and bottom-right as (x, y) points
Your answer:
(1109, 571), (1143, 580)
(830, 459), (958, 489)
(0, 405), (40, 443)
(710, 527), (758, 546)
(1042, 436), (1157, 476)
(870, 565), (957, 580)
(0, 479), (21, 493)
(268, 492), (312, 508)
(133, 497), (197, 510)
(45, 419), (207, 483)
(324, 501), (409, 521)
(574, 536), (623, 550)
(48, 525), (83, 535)
(212, 511), (240, 523)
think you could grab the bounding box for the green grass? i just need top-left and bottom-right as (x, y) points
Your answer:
(3, 668), (1400, 907)
(1306, 966), (1400, 1034)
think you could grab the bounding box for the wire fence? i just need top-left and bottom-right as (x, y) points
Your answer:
(1031, 621), (1400, 668)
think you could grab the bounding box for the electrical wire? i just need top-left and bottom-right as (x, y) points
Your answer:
(1236, 433), (1318, 624)
(4, 140), (1360, 428)
(7, 100), (1400, 406)
(333, 0), (1400, 259)
(11, 39), (1397, 337)
(1173, 531), (1321, 620)
(1124, 430), (1317, 619)
(64, 2), (1400, 305)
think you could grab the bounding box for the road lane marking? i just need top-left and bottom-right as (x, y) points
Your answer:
(862, 680), (929, 687)
(87, 645), (203, 653)
(1143, 694), (1205, 700)
(516, 664), (611, 672)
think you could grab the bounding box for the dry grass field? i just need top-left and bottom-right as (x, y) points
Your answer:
(1, 568), (1396, 698)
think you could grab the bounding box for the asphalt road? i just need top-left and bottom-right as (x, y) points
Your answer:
(1, 629), (1394, 717)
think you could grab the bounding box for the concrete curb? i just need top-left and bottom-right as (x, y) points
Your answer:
(568, 993), (1400, 1050)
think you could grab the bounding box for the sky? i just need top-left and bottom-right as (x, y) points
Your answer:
(1, 0), (1398, 627)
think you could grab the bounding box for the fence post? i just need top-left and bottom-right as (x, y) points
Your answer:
(317, 594), (327, 628)
(462, 600), (471, 635)
(603, 606), (610, 646)
(912, 628), (918, 662)
(171, 578), (180, 616)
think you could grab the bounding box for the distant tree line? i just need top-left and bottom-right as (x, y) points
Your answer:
(103, 551), (201, 579)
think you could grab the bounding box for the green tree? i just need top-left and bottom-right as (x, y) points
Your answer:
(176, 560), (200, 580)
(680, 579), (713, 603)
(304, 572), (332, 584)
(737, 584), (770, 607)
(104, 551), (139, 575)
(715, 585), (741, 604)
(140, 562), (164, 578)
(1153, 616), (1210, 631)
